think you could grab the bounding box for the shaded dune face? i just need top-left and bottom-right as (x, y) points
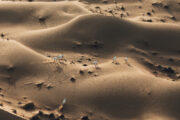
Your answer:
(87, 79), (180, 120)
(0, 108), (25, 120)
(160, 89), (180, 119)
(0, 1), (179, 120)
(0, 2), (89, 32)
(57, 73), (180, 119)
(14, 15), (180, 55)
(73, 74), (150, 119)
(14, 15), (137, 53)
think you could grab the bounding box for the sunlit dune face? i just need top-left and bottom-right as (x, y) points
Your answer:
(0, 0), (179, 120)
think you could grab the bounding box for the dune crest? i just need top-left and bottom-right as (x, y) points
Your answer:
(0, 0), (180, 120)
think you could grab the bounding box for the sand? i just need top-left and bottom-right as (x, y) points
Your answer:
(0, 0), (180, 120)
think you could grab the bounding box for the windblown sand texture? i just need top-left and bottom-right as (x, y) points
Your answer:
(0, 0), (180, 120)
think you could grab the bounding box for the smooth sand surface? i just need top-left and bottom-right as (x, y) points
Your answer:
(0, 0), (180, 120)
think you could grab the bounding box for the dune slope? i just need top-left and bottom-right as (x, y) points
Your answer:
(0, 0), (180, 120)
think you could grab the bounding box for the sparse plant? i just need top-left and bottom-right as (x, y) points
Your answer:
(125, 57), (128, 63)
(57, 54), (64, 60)
(53, 54), (64, 62)
(93, 60), (98, 68)
(62, 98), (67, 105)
(53, 56), (58, 61)
(112, 56), (117, 63)
(58, 98), (67, 112)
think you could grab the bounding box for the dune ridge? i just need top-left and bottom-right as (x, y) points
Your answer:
(0, 0), (180, 120)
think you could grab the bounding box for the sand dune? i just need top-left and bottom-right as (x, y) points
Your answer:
(0, 108), (25, 120)
(0, 0), (180, 120)
(0, 1), (89, 33)
(12, 14), (180, 54)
